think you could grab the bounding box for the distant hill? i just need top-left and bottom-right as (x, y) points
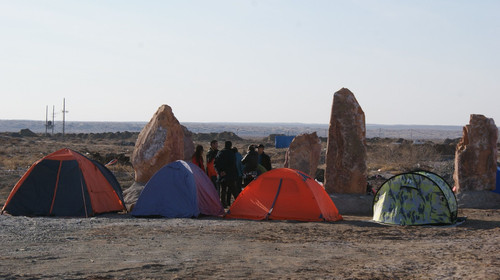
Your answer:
(0, 119), (469, 140)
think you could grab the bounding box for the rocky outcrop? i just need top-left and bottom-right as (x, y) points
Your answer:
(123, 182), (145, 212)
(20, 128), (38, 137)
(455, 191), (500, 209)
(182, 125), (195, 161)
(283, 132), (321, 176)
(131, 105), (188, 184)
(453, 114), (498, 192)
(324, 88), (367, 194)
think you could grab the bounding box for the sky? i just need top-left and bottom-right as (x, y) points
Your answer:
(0, 0), (499, 126)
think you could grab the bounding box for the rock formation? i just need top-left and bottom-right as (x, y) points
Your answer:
(19, 128), (38, 137)
(123, 182), (145, 212)
(283, 132), (322, 177)
(182, 125), (195, 161)
(453, 114), (498, 192)
(324, 88), (367, 194)
(131, 105), (191, 184)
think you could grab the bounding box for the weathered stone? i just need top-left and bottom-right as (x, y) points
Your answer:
(324, 88), (367, 194)
(455, 190), (500, 209)
(182, 125), (195, 161)
(453, 114), (498, 192)
(131, 105), (186, 184)
(283, 132), (321, 177)
(123, 182), (145, 212)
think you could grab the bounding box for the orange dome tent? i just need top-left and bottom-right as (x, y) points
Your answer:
(2, 148), (126, 217)
(225, 168), (342, 222)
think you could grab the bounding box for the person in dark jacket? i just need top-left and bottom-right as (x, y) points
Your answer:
(215, 141), (238, 208)
(257, 144), (272, 171)
(241, 144), (259, 187)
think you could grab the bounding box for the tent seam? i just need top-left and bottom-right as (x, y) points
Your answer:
(49, 160), (63, 215)
(265, 178), (283, 220)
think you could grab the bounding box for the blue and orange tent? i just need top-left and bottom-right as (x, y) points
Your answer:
(225, 168), (342, 222)
(131, 160), (224, 218)
(1, 148), (126, 217)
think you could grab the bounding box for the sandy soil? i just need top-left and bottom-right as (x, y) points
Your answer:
(0, 208), (499, 280)
(1, 133), (499, 279)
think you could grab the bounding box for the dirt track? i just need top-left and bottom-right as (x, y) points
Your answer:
(1, 208), (499, 280)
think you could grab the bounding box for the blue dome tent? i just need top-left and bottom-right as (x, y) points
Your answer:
(131, 160), (224, 218)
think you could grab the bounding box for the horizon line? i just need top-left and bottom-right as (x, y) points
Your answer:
(0, 118), (472, 127)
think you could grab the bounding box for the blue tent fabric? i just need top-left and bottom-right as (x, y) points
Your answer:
(131, 161), (200, 218)
(493, 166), (500, 194)
(275, 136), (295, 148)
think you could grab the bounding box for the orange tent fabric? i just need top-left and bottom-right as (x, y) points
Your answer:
(2, 148), (126, 217)
(225, 168), (342, 222)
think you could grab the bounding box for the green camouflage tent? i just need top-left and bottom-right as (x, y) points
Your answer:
(373, 171), (457, 225)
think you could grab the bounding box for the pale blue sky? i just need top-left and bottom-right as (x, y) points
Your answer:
(0, 0), (499, 125)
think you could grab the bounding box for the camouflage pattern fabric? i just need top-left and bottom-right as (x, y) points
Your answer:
(373, 172), (457, 225)
(414, 171), (457, 221)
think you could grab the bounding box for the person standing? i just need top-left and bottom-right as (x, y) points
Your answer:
(232, 147), (243, 195)
(206, 140), (219, 194)
(257, 144), (272, 171)
(215, 141), (238, 208)
(241, 144), (259, 187)
(191, 145), (205, 171)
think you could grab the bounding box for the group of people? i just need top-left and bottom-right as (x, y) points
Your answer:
(191, 140), (272, 208)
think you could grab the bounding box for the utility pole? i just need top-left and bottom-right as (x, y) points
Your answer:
(62, 98), (68, 136)
(52, 105), (55, 134)
(45, 105), (48, 135)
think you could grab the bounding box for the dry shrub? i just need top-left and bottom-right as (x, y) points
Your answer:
(0, 152), (41, 171)
(367, 141), (441, 173)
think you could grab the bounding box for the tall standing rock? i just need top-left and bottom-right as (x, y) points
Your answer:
(283, 132), (322, 177)
(182, 125), (195, 161)
(132, 105), (189, 184)
(453, 114), (498, 192)
(324, 88), (367, 194)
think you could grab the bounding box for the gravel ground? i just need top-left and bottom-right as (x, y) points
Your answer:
(1, 208), (499, 280)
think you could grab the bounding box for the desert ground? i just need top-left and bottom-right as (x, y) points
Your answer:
(0, 131), (499, 279)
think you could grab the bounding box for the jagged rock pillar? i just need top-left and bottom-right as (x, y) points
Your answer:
(283, 132), (322, 177)
(131, 105), (191, 184)
(324, 88), (367, 194)
(453, 114), (498, 192)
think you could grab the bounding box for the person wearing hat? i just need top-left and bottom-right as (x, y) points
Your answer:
(257, 144), (272, 171)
